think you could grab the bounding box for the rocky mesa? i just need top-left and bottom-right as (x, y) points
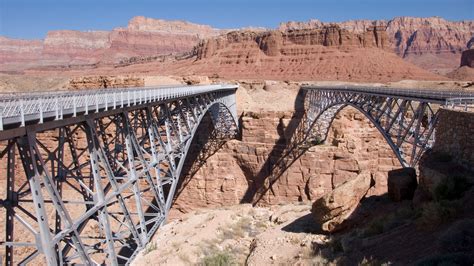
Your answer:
(280, 17), (474, 74)
(159, 25), (442, 82)
(0, 16), (225, 72)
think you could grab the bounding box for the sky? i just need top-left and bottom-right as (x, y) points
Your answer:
(0, 0), (473, 39)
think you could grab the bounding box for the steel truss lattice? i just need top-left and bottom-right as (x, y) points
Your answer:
(0, 85), (238, 265)
(302, 86), (474, 167)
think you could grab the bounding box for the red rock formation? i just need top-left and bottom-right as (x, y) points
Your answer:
(0, 37), (43, 72)
(42, 30), (110, 64)
(0, 16), (225, 71)
(171, 107), (402, 215)
(280, 17), (474, 74)
(187, 26), (440, 82)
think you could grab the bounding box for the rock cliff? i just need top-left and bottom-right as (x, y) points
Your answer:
(171, 82), (402, 216)
(187, 26), (440, 82)
(0, 16), (224, 71)
(1, 16), (472, 76)
(280, 17), (474, 74)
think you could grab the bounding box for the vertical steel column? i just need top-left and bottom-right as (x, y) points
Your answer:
(84, 120), (118, 266)
(17, 134), (58, 265)
(5, 140), (15, 265)
(123, 113), (147, 246)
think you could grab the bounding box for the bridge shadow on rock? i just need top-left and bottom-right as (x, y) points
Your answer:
(173, 112), (235, 204)
(280, 194), (441, 264)
(281, 163), (474, 265)
(242, 89), (320, 205)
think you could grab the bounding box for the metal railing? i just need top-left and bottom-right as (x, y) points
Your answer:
(445, 97), (474, 111)
(302, 85), (474, 104)
(0, 84), (238, 130)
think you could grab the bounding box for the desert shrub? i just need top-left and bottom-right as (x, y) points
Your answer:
(143, 241), (157, 255)
(434, 176), (471, 202)
(417, 201), (460, 230)
(201, 251), (234, 266)
(415, 252), (472, 266)
(438, 219), (474, 253)
(219, 216), (254, 240)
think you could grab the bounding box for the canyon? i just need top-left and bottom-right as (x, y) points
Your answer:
(0, 12), (474, 266)
(0, 16), (224, 72)
(1, 16), (473, 79)
(280, 17), (474, 74)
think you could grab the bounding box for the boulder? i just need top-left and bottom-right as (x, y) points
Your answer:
(387, 168), (417, 201)
(311, 171), (373, 232)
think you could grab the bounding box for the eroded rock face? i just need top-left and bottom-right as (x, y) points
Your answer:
(68, 75), (145, 89)
(0, 37), (44, 72)
(311, 171), (373, 232)
(279, 16), (474, 73)
(190, 26), (440, 82)
(196, 25), (388, 60)
(171, 106), (401, 217)
(0, 16), (224, 71)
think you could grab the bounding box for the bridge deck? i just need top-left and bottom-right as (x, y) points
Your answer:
(0, 84), (238, 132)
(302, 85), (474, 105)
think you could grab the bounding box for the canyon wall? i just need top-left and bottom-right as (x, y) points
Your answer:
(0, 16), (224, 72)
(171, 105), (401, 216)
(1, 16), (472, 76)
(280, 17), (474, 74)
(185, 26), (441, 82)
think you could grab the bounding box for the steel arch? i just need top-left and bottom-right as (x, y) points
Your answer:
(0, 85), (238, 265)
(301, 86), (474, 167)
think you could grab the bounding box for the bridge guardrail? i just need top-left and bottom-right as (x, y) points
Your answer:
(445, 97), (474, 111)
(0, 84), (238, 130)
(302, 85), (474, 103)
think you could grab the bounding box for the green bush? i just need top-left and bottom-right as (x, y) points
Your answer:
(415, 252), (472, 266)
(438, 219), (474, 253)
(434, 176), (471, 202)
(201, 252), (234, 266)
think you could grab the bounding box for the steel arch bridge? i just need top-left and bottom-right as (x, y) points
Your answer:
(302, 85), (474, 167)
(251, 85), (474, 204)
(0, 84), (238, 265)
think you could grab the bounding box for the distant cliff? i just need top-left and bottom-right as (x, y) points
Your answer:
(0, 16), (225, 72)
(279, 17), (474, 74)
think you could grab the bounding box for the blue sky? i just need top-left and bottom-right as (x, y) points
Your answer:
(0, 0), (472, 39)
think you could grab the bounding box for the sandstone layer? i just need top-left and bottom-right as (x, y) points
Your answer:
(170, 81), (402, 217)
(0, 16), (225, 72)
(280, 17), (474, 74)
(173, 26), (441, 82)
(2, 16), (473, 79)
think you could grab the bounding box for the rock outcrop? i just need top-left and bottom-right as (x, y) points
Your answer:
(311, 171), (373, 232)
(196, 25), (388, 60)
(187, 26), (441, 82)
(0, 37), (44, 72)
(1, 16), (472, 76)
(171, 82), (402, 217)
(68, 75), (145, 89)
(0, 16), (225, 72)
(279, 17), (474, 74)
